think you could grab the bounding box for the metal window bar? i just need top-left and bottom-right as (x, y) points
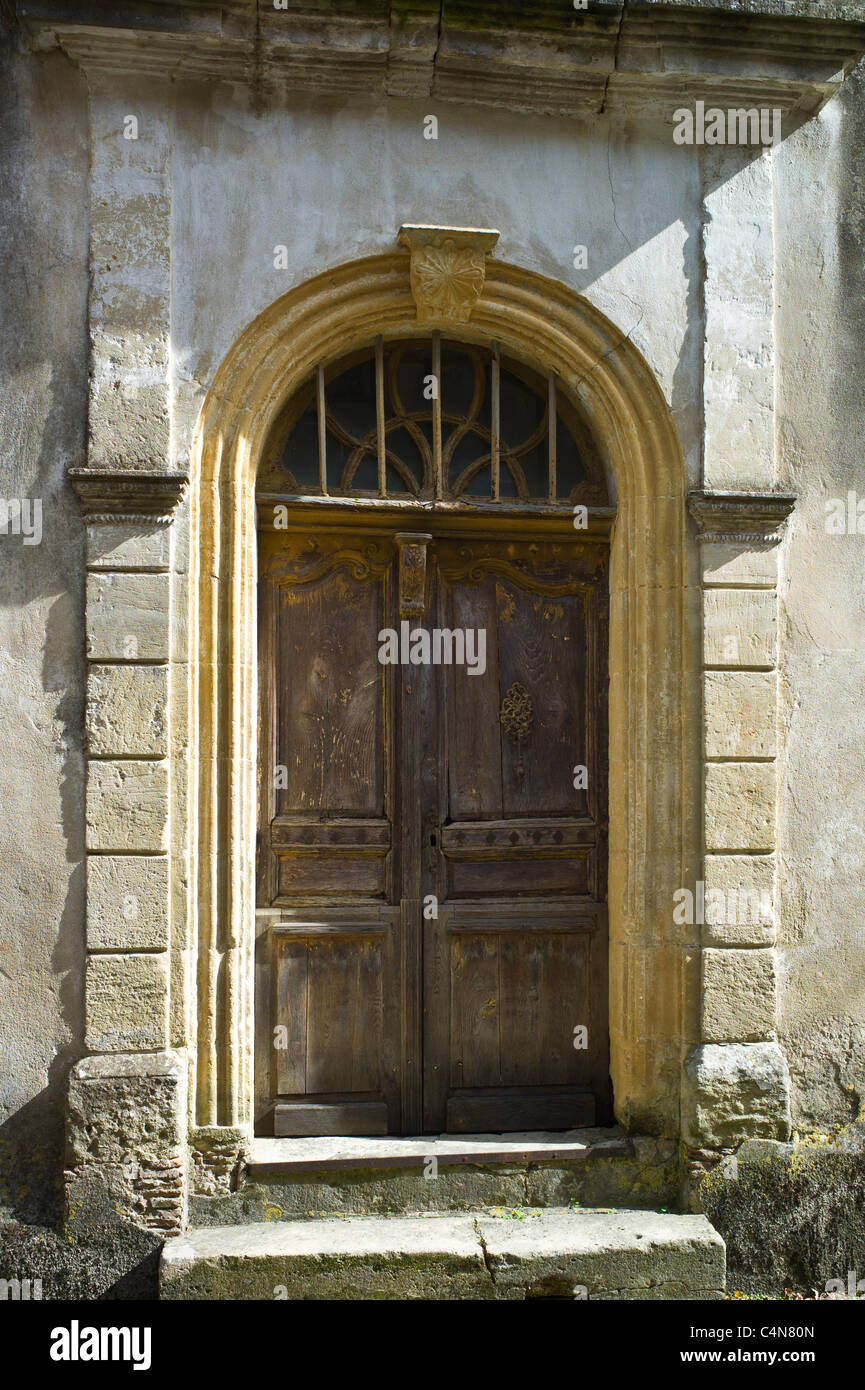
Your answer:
(547, 372), (557, 502)
(375, 336), (386, 497)
(316, 362), (327, 494)
(491, 342), (501, 501)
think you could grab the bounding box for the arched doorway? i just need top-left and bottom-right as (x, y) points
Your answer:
(187, 246), (692, 1149)
(253, 336), (613, 1136)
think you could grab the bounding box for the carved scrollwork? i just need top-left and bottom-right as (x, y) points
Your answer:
(286, 543), (390, 586)
(438, 549), (589, 595)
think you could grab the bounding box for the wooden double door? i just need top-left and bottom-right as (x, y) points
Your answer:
(255, 521), (611, 1136)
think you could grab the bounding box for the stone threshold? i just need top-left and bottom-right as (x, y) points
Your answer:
(246, 1127), (632, 1175)
(162, 1208), (725, 1300)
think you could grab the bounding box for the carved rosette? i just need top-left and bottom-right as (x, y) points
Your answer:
(410, 240), (485, 322)
(398, 224), (500, 324)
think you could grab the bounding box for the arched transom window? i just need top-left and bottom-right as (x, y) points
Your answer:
(257, 336), (607, 507)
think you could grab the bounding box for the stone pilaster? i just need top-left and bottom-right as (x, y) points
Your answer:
(66, 469), (188, 1235)
(684, 491), (795, 1147)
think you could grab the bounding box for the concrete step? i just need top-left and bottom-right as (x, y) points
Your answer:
(161, 1208), (725, 1300)
(190, 1128), (680, 1224)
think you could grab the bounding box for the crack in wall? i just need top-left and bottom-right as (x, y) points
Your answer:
(599, 1), (628, 118)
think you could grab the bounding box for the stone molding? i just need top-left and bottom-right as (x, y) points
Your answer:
(69, 467), (189, 525)
(688, 489), (797, 544)
(19, 2), (865, 119)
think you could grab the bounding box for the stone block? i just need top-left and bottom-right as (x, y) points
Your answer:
(700, 541), (778, 588)
(86, 571), (170, 661)
(702, 854), (775, 945)
(703, 588), (776, 667)
(85, 953), (169, 1052)
(86, 760), (169, 852)
(704, 670), (776, 758)
(479, 1209), (725, 1300)
(65, 1050), (186, 1236)
(87, 854), (169, 952)
(702, 948), (777, 1043)
(88, 376), (170, 470)
(86, 522), (171, 571)
(705, 762), (775, 852)
(161, 1215), (492, 1300)
(682, 1042), (791, 1147)
(67, 1050), (185, 1166)
(87, 665), (168, 756)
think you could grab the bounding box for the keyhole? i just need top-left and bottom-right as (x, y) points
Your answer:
(429, 830), (438, 848)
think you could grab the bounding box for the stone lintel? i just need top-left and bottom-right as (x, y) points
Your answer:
(689, 489), (797, 544)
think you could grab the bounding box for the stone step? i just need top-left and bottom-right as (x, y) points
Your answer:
(190, 1128), (679, 1224)
(161, 1208), (725, 1300)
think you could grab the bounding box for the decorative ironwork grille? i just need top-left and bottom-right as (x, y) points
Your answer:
(259, 335), (606, 507)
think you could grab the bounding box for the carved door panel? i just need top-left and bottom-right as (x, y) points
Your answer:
(256, 527), (609, 1136)
(256, 531), (403, 1136)
(422, 538), (611, 1132)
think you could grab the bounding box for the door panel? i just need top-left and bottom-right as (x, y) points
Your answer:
(423, 539), (610, 1132)
(257, 533), (402, 1135)
(256, 526), (610, 1136)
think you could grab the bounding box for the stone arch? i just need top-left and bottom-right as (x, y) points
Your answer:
(187, 250), (695, 1138)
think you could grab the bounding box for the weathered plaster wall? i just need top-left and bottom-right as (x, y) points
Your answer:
(0, 26), (89, 1220)
(169, 88), (704, 489)
(774, 62), (865, 1130)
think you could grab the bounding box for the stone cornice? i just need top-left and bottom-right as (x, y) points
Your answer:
(69, 467), (189, 524)
(688, 489), (797, 543)
(17, 2), (865, 119)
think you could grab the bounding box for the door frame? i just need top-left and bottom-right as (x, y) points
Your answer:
(185, 248), (718, 1158)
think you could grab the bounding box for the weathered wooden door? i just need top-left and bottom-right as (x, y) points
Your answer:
(255, 525), (610, 1136)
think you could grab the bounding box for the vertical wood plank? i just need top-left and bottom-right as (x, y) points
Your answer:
(275, 936), (308, 1095)
(432, 331), (442, 499)
(451, 933), (501, 1088)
